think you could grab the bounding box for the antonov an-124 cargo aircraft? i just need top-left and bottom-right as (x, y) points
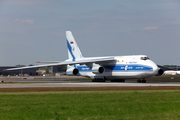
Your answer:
(4, 31), (164, 83)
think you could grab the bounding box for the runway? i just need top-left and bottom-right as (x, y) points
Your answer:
(1, 82), (180, 88)
(0, 76), (180, 90)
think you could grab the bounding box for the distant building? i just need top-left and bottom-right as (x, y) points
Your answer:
(0, 66), (65, 76)
(0, 66), (38, 76)
(52, 66), (65, 73)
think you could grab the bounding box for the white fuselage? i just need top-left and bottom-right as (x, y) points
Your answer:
(66, 55), (159, 80)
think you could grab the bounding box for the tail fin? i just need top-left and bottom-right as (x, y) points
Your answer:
(66, 31), (83, 61)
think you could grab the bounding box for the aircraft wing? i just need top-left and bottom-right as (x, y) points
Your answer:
(66, 57), (116, 65)
(3, 63), (60, 71)
(3, 57), (116, 71)
(36, 61), (61, 63)
(157, 65), (175, 70)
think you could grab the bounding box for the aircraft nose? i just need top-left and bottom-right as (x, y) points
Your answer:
(153, 64), (164, 76)
(153, 65), (159, 73)
(150, 61), (159, 74)
(153, 63), (158, 70)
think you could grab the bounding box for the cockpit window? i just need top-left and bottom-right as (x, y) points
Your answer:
(140, 57), (150, 60)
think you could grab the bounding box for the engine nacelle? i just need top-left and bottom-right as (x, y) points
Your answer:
(155, 68), (164, 76)
(66, 68), (79, 75)
(92, 66), (104, 74)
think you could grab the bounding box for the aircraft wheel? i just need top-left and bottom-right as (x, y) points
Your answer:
(141, 78), (146, 83)
(142, 80), (146, 83)
(137, 80), (142, 83)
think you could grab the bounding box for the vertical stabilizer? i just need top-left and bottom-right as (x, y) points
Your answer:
(66, 31), (83, 61)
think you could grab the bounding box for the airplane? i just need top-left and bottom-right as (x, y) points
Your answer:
(3, 31), (164, 83)
(164, 70), (180, 75)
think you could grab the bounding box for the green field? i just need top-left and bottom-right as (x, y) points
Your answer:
(1, 90), (180, 120)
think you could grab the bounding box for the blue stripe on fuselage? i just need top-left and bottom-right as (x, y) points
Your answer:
(105, 64), (153, 71)
(77, 64), (153, 72)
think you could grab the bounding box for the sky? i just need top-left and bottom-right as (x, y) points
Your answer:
(0, 0), (180, 66)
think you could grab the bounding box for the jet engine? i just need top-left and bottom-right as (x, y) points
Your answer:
(66, 67), (79, 75)
(92, 66), (104, 74)
(155, 68), (164, 76)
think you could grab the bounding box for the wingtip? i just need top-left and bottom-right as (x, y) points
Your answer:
(3, 69), (7, 71)
(36, 61), (40, 63)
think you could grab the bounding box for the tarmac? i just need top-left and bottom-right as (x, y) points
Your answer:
(0, 76), (180, 89)
(0, 82), (180, 88)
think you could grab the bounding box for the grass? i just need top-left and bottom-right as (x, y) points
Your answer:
(0, 90), (180, 120)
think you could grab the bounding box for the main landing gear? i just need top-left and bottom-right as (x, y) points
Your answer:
(92, 78), (106, 82)
(111, 79), (125, 82)
(137, 79), (146, 83)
